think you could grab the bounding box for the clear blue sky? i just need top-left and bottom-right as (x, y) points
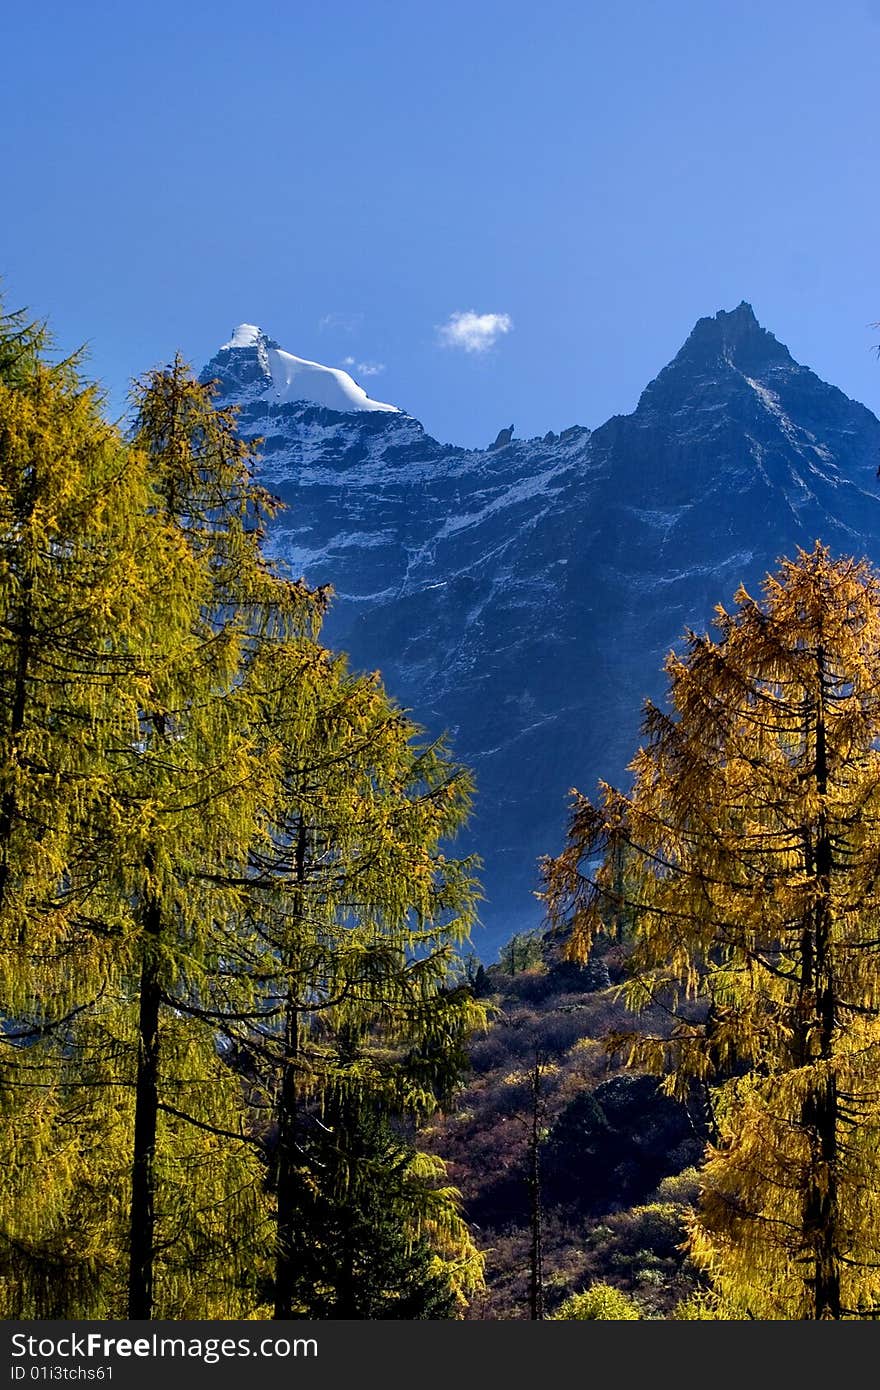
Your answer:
(3, 0), (879, 446)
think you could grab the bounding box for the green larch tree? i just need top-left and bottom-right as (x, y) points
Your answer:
(0, 341), (301, 1318)
(236, 638), (485, 1318)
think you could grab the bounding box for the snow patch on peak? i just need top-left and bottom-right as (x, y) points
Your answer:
(214, 324), (400, 414)
(222, 324), (264, 350)
(743, 374), (801, 445)
(744, 375), (782, 412)
(265, 348), (400, 414)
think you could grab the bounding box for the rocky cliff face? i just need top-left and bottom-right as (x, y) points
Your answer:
(200, 304), (880, 956)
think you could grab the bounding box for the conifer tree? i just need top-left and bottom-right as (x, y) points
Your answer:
(276, 1104), (476, 1319)
(0, 309), (176, 1315)
(0, 342), (297, 1318)
(544, 545), (880, 1318)
(236, 639), (485, 1318)
(115, 358), (321, 1319)
(0, 321), (483, 1321)
(0, 307), (157, 1018)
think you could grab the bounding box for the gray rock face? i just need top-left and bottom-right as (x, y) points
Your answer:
(200, 305), (880, 957)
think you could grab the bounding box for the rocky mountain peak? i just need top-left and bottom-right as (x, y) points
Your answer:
(633, 302), (799, 421)
(220, 323), (279, 352)
(201, 324), (401, 415)
(199, 306), (880, 956)
(678, 300), (794, 372)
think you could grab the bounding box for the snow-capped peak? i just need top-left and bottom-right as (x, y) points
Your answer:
(221, 323), (264, 350)
(217, 324), (400, 414)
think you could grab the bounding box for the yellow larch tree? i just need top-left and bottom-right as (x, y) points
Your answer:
(544, 545), (880, 1319)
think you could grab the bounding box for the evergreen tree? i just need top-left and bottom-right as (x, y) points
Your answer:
(544, 545), (880, 1319)
(498, 931), (544, 975)
(274, 1104), (476, 1319)
(235, 639), (485, 1317)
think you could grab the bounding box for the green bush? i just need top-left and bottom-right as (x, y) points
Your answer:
(654, 1167), (701, 1206)
(610, 1203), (685, 1259)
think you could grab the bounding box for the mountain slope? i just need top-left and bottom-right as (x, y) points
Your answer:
(200, 305), (880, 956)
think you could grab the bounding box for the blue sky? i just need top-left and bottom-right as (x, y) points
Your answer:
(3, 0), (879, 446)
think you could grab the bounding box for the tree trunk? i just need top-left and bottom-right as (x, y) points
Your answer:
(0, 566), (34, 913)
(802, 645), (840, 1320)
(273, 817), (307, 1320)
(128, 893), (162, 1320)
(528, 1054), (545, 1321)
(335, 1194), (359, 1319)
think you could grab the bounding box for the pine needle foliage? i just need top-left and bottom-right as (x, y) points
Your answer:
(273, 1104), (482, 1318)
(235, 639), (486, 1316)
(543, 545), (880, 1319)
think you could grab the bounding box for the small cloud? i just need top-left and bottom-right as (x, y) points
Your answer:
(340, 356), (385, 377)
(436, 310), (513, 354)
(319, 312), (364, 335)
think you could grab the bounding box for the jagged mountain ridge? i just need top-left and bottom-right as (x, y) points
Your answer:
(201, 304), (880, 957)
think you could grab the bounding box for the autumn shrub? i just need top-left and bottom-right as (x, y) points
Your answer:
(610, 1203), (685, 1260)
(654, 1168), (701, 1206)
(553, 1283), (641, 1320)
(528, 1011), (592, 1054)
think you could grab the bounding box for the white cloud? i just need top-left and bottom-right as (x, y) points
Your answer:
(436, 310), (513, 354)
(341, 356), (385, 377)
